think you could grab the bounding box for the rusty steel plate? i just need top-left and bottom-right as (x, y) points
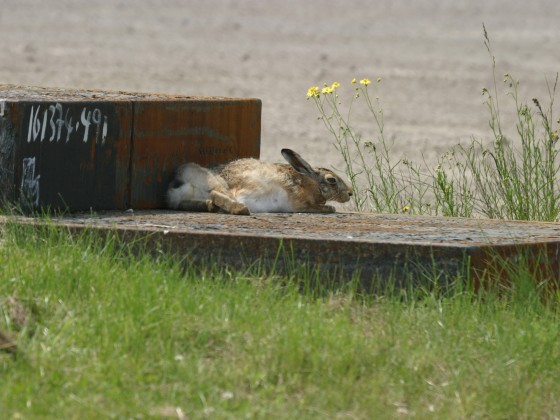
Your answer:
(0, 84), (261, 211)
(6, 211), (560, 289)
(130, 99), (260, 209)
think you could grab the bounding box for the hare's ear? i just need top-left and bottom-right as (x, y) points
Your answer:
(281, 149), (317, 177)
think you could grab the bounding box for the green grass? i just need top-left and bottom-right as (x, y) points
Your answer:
(1, 222), (559, 418)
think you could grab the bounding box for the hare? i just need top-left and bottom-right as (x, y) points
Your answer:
(167, 148), (352, 215)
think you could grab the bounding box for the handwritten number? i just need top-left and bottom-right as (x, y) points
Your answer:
(81, 108), (92, 143)
(41, 109), (48, 142)
(48, 105), (56, 142)
(27, 104), (109, 145)
(64, 109), (74, 143)
(92, 108), (101, 143)
(55, 103), (64, 142)
(102, 116), (108, 144)
(27, 106), (41, 143)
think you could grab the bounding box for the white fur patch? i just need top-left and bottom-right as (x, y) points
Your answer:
(167, 183), (208, 208)
(167, 164), (225, 209)
(235, 186), (294, 212)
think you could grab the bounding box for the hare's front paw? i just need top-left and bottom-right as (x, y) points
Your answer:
(322, 205), (336, 213)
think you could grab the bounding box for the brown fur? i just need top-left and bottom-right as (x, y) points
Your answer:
(167, 149), (352, 215)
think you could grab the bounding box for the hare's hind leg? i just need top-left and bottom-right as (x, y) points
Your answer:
(210, 191), (250, 215)
(176, 199), (220, 212)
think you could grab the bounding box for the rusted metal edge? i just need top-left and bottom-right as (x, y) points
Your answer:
(4, 213), (559, 291)
(0, 83), (258, 102)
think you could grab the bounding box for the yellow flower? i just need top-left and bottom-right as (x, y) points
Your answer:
(331, 81), (340, 89)
(402, 205), (410, 213)
(306, 86), (320, 97)
(321, 86), (334, 94)
(360, 78), (371, 86)
(351, 78), (357, 84)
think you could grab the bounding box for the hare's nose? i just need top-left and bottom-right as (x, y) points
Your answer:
(348, 191), (353, 196)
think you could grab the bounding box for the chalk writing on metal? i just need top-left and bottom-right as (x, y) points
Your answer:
(27, 103), (109, 144)
(21, 157), (40, 208)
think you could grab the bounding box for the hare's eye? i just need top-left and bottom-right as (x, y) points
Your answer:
(326, 175), (338, 185)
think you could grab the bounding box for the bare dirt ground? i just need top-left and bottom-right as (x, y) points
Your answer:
(1, 0), (559, 171)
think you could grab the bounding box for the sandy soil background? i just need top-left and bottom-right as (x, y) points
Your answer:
(1, 0), (559, 171)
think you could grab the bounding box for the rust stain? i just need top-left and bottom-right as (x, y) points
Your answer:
(6, 210), (558, 290)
